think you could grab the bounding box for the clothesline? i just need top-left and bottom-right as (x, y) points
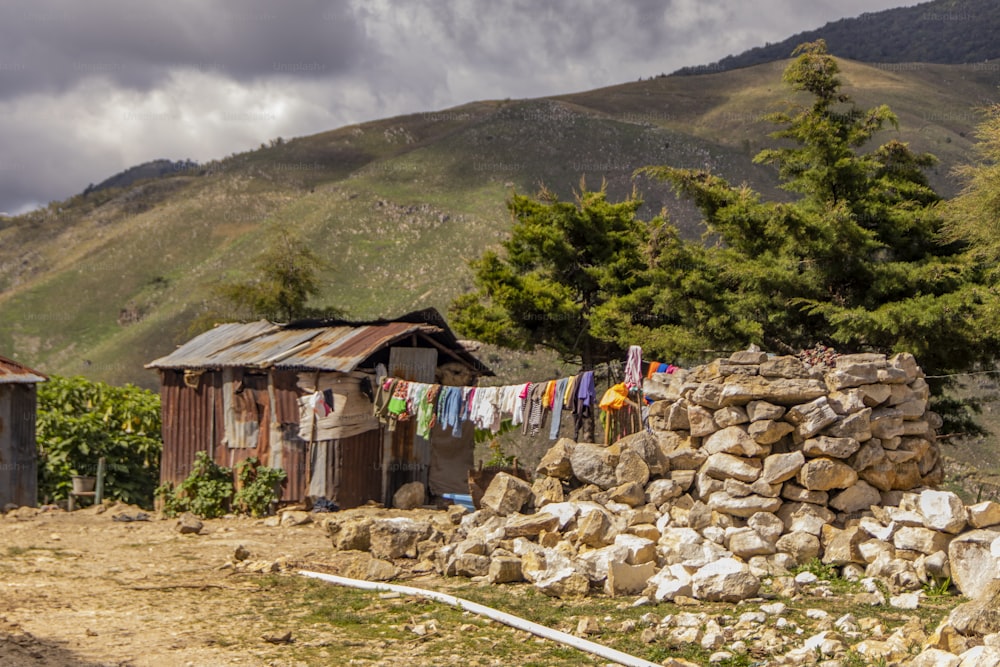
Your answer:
(372, 346), (674, 443)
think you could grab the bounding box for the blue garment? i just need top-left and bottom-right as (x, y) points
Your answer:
(438, 386), (463, 437)
(549, 377), (568, 440)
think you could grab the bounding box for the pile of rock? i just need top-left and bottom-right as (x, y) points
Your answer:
(322, 350), (1000, 660)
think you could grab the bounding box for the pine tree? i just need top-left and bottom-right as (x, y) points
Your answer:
(637, 40), (983, 375)
(451, 184), (659, 371)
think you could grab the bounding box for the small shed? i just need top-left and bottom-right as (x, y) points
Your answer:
(0, 355), (47, 508)
(146, 309), (491, 508)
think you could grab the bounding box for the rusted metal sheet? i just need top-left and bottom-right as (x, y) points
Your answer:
(0, 384), (38, 507)
(158, 369), (221, 484)
(0, 355), (47, 384)
(148, 321), (434, 372)
(158, 369), (312, 502)
(333, 428), (384, 508)
(146, 309), (492, 376)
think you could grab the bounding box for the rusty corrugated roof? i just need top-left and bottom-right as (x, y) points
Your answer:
(146, 310), (492, 375)
(0, 355), (47, 384)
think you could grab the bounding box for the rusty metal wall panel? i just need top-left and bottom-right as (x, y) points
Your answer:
(277, 427), (308, 503)
(0, 384), (38, 507)
(271, 371), (301, 424)
(333, 428), (384, 509)
(159, 370), (221, 484)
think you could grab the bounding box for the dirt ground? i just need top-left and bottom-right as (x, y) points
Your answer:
(0, 503), (482, 667)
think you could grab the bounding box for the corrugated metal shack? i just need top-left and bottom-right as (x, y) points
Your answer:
(0, 355), (47, 508)
(146, 309), (491, 508)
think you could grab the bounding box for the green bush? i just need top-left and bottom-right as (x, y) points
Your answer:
(233, 456), (286, 517)
(155, 452), (233, 518)
(36, 375), (162, 507)
(157, 452), (286, 519)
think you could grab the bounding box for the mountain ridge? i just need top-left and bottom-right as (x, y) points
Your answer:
(674, 0), (1000, 75)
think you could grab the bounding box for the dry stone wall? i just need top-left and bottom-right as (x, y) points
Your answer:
(324, 350), (1000, 656)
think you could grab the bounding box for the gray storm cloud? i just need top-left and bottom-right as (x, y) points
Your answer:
(0, 0), (910, 214)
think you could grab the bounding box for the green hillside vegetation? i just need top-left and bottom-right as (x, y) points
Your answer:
(0, 56), (997, 393)
(675, 0), (1000, 75)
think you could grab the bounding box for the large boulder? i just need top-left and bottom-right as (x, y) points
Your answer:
(531, 475), (564, 507)
(797, 457), (858, 491)
(615, 448), (650, 487)
(570, 443), (619, 490)
(392, 481), (426, 510)
(370, 518), (432, 560)
(918, 489), (969, 534)
(535, 438), (575, 479)
(968, 501), (1000, 529)
(704, 426), (767, 457)
(719, 377), (827, 406)
(948, 529), (1000, 598)
(481, 472), (533, 516)
(785, 397), (840, 439)
(702, 452), (762, 482)
(829, 481), (881, 514)
(947, 579), (1000, 637)
(707, 491), (782, 518)
(607, 561), (657, 596)
(328, 517), (373, 551)
(802, 436), (861, 459)
(691, 557), (761, 602)
(748, 419), (795, 445)
(504, 512), (560, 539)
(487, 556), (524, 584)
(760, 451), (805, 485)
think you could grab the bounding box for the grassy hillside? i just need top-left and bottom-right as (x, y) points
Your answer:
(0, 57), (996, 391)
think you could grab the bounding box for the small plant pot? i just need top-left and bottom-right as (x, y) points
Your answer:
(72, 475), (96, 493)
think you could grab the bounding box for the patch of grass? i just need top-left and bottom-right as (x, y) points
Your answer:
(790, 557), (838, 580)
(923, 576), (954, 598)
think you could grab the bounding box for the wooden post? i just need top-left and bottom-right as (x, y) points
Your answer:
(95, 457), (106, 505)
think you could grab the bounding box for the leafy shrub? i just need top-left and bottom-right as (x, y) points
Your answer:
(233, 457), (286, 517)
(36, 375), (162, 507)
(155, 452), (233, 518)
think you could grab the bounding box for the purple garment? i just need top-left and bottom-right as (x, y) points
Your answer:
(578, 371), (596, 408)
(572, 371), (596, 440)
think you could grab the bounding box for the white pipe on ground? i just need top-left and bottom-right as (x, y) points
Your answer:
(298, 570), (661, 667)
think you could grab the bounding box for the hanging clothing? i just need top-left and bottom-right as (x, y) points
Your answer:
(572, 371), (596, 440)
(549, 377), (569, 440)
(416, 384), (440, 439)
(387, 380), (410, 420)
(524, 382), (546, 436)
(625, 346), (643, 390)
(599, 382), (630, 411)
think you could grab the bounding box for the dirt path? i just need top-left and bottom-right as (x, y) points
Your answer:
(0, 504), (466, 667)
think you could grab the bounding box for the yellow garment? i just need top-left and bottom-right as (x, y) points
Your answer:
(598, 382), (630, 411)
(563, 375), (577, 407)
(543, 380), (557, 409)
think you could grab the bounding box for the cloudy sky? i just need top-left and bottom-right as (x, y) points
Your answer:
(0, 0), (915, 215)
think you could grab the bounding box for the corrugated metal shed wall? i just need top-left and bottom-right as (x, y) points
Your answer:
(0, 384), (39, 507)
(159, 370), (221, 483)
(159, 369), (312, 503)
(333, 429), (384, 508)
